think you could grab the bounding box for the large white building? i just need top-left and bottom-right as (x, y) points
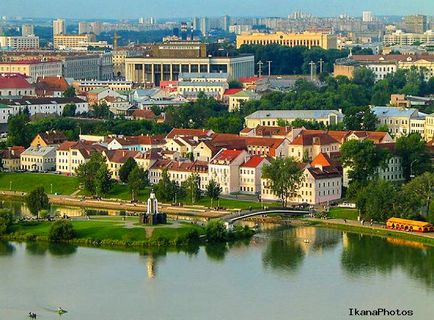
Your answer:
(21, 146), (57, 172)
(0, 35), (39, 50)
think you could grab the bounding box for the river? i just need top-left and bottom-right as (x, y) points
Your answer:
(1, 226), (433, 320)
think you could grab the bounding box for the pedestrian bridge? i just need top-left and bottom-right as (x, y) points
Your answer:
(222, 207), (311, 224)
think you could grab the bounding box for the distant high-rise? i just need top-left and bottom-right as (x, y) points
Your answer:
(404, 15), (428, 33)
(53, 19), (65, 36)
(200, 17), (209, 36)
(90, 22), (102, 35)
(362, 11), (373, 22)
(21, 24), (34, 37)
(139, 17), (145, 24)
(222, 15), (231, 32)
(192, 17), (200, 31)
(78, 22), (90, 35)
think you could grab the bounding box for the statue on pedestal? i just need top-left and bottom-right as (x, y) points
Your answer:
(141, 190), (167, 225)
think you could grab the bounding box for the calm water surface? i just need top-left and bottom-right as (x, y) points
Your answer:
(1, 227), (433, 320)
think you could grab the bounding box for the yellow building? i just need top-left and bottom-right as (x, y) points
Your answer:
(0, 60), (62, 80)
(398, 56), (434, 81)
(425, 114), (434, 142)
(236, 32), (337, 49)
(53, 34), (96, 49)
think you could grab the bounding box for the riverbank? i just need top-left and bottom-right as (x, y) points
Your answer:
(307, 217), (434, 246)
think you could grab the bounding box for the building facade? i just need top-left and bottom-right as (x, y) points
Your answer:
(236, 32), (337, 49)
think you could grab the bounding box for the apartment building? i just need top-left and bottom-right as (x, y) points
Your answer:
(0, 146), (25, 171)
(31, 131), (67, 148)
(0, 73), (35, 97)
(72, 79), (134, 93)
(425, 114), (434, 142)
(53, 34), (97, 49)
(239, 156), (270, 195)
(0, 60), (62, 81)
(56, 141), (106, 175)
(0, 35), (39, 50)
(236, 32), (337, 49)
(104, 149), (140, 180)
(21, 146), (57, 172)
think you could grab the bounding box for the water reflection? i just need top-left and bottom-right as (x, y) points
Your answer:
(205, 243), (228, 261)
(262, 227), (341, 274)
(0, 241), (15, 256)
(341, 232), (434, 289)
(25, 241), (77, 256)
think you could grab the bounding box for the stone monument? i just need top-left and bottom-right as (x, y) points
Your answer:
(141, 190), (167, 225)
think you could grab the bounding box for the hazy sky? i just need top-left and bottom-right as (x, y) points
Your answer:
(0, 0), (433, 19)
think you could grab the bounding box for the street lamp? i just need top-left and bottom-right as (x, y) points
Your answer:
(410, 159), (417, 179)
(9, 180), (12, 191)
(51, 183), (53, 194)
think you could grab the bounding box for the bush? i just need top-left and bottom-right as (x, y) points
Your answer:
(48, 220), (76, 242)
(205, 220), (227, 242)
(0, 209), (14, 235)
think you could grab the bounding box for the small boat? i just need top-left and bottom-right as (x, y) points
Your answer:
(57, 307), (68, 315)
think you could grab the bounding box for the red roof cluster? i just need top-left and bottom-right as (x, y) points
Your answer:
(240, 156), (267, 168)
(0, 73), (32, 89)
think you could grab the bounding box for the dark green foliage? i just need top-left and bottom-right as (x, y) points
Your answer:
(48, 220), (75, 242)
(0, 209), (14, 235)
(119, 158), (137, 183)
(206, 179), (222, 207)
(63, 86), (76, 98)
(62, 104), (77, 117)
(396, 133), (432, 181)
(26, 187), (49, 216)
(205, 220), (228, 242)
(356, 180), (397, 221)
(7, 112), (32, 147)
(128, 167), (148, 201)
(344, 106), (378, 131)
(76, 153), (113, 196)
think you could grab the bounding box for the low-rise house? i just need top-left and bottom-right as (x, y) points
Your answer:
(289, 132), (340, 161)
(0, 73), (34, 97)
(31, 130), (67, 148)
(103, 96), (133, 117)
(245, 137), (289, 158)
(228, 90), (260, 112)
(192, 133), (246, 162)
(106, 135), (166, 152)
(208, 149), (249, 194)
(240, 125), (292, 139)
(104, 149), (141, 180)
(149, 159), (209, 190)
(35, 76), (69, 97)
(239, 156), (270, 195)
(131, 109), (165, 123)
(56, 141), (106, 175)
(261, 153), (342, 205)
(86, 87), (127, 106)
(21, 146), (56, 172)
(0, 146), (25, 171)
(245, 110), (344, 128)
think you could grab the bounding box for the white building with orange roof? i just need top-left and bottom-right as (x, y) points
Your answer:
(209, 149), (249, 194)
(289, 132), (341, 161)
(56, 141), (106, 175)
(239, 156), (270, 195)
(244, 137), (289, 158)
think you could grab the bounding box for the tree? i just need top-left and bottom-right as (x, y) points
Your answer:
(205, 219), (227, 242)
(356, 179), (397, 222)
(48, 220), (75, 242)
(402, 172), (434, 215)
(206, 179), (222, 207)
(183, 173), (202, 204)
(352, 67), (375, 89)
(228, 80), (243, 89)
(119, 157), (137, 183)
(7, 113), (32, 147)
(62, 104), (77, 117)
(63, 85), (76, 98)
(95, 164), (113, 197)
(128, 167), (148, 201)
(0, 209), (14, 235)
(155, 169), (174, 202)
(262, 157), (304, 207)
(26, 187), (49, 217)
(76, 152), (112, 196)
(396, 133), (431, 181)
(340, 140), (389, 185)
(343, 106), (377, 131)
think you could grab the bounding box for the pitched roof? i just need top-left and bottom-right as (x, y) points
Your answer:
(307, 166), (342, 180)
(22, 146), (56, 156)
(223, 88), (243, 95)
(150, 159), (208, 173)
(0, 73), (32, 89)
(131, 109), (157, 119)
(254, 126), (291, 137)
(166, 128), (214, 139)
(105, 149), (140, 163)
(240, 156), (267, 168)
(58, 141), (106, 158)
(35, 76), (69, 94)
(245, 109), (343, 120)
(210, 149), (244, 165)
(0, 146), (25, 159)
(37, 130), (67, 145)
(291, 133), (339, 146)
(245, 137), (285, 148)
(109, 135), (166, 146)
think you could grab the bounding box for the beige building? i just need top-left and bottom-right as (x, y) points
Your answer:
(371, 106), (426, 138)
(425, 114), (434, 142)
(53, 19), (66, 36)
(104, 149), (140, 180)
(236, 32), (337, 49)
(21, 146), (57, 172)
(0, 146), (25, 171)
(239, 156), (269, 195)
(177, 81), (229, 100)
(0, 36), (39, 50)
(245, 110), (344, 128)
(0, 60), (62, 81)
(384, 30), (434, 46)
(56, 141), (106, 175)
(228, 90), (260, 112)
(53, 34), (97, 49)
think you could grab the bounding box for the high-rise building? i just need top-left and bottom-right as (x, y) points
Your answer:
(192, 17), (200, 31)
(78, 22), (90, 35)
(21, 24), (34, 37)
(200, 17), (209, 36)
(362, 11), (373, 22)
(222, 15), (231, 32)
(139, 17), (145, 24)
(53, 19), (66, 36)
(90, 22), (102, 35)
(404, 15), (428, 34)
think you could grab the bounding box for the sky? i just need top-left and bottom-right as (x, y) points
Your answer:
(0, 0), (433, 19)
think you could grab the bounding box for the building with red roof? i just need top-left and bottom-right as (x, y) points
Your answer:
(35, 76), (69, 97)
(239, 156), (270, 194)
(56, 141), (106, 175)
(0, 73), (34, 97)
(0, 146), (25, 171)
(0, 60), (62, 81)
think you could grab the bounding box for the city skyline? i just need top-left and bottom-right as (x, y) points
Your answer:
(0, 0), (433, 19)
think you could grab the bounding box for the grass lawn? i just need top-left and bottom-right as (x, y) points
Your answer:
(104, 184), (151, 201)
(328, 207), (359, 220)
(8, 218), (204, 242)
(0, 173), (79, 195)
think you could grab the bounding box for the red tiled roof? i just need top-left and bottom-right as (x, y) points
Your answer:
(131, 109), (157, 119)
(0, 73), (32, 89)
(211, 149), (244, 164)
(0, 146), (25, 159)
(307, 166), (342, 180)
(110, 135), (166, 146)
(105, 150), (140, 163)
(245, 137), (285, 148)
(223, 88), (243, 95)
(150, 159), (208, 173)
(291, 133), (339, 146)
(241, 156), (267, 168)
(255, 126), (291, 137)
(166, 128), (213, 139)
(35, 76), (68, 95)
(239, 76), (264, 83)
